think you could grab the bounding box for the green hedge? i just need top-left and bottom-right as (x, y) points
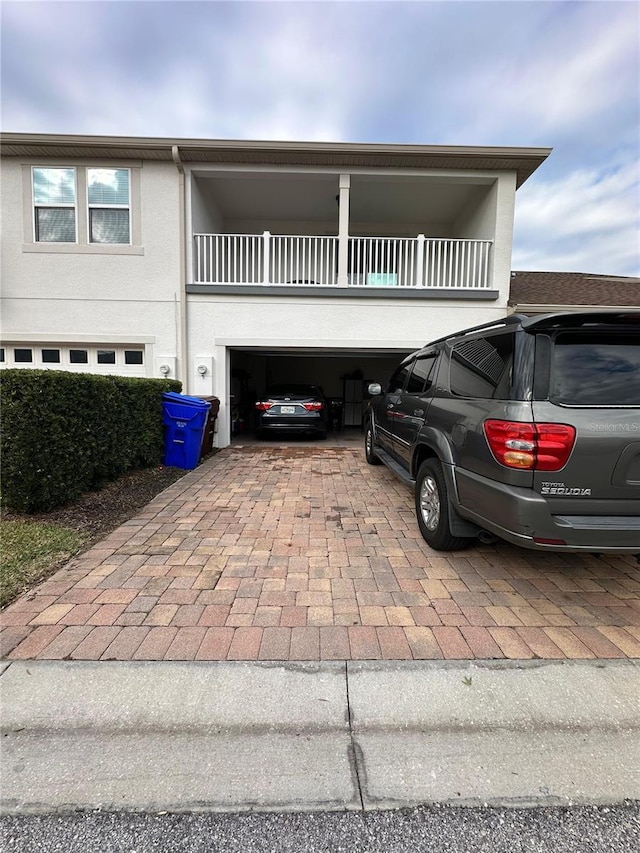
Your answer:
(0, 370), (182, 513)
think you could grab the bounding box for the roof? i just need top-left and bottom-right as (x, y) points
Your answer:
(509, 271), (640, 310)
(0, 133), (551, 188)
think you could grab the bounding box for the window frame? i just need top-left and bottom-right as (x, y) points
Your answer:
(69, 349), (89, 365)
(14, 348), (33, 363)
(96, 349), (117, 365)
(41, 348), (61, 364)
(23, 162), (143, 255)
(0, 341), (151, 374)
(124, 349), (144, 365)
(32, 166), (78, 244)
(86, 167), (132, 245)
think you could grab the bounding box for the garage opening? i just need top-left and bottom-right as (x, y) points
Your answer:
(228, 347), (412, 444)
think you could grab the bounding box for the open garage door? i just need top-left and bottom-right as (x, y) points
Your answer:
(228, 346), (412, 442)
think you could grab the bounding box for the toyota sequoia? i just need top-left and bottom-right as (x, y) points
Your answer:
(364, 312), (640, 554)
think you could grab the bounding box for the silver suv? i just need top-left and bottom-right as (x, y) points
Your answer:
(365, 312), (640, 554)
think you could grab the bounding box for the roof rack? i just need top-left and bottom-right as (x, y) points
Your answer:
(521, 311), (640, 331)
(424, 314), (526, 348)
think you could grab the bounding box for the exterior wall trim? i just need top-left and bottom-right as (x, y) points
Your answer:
(510, 304), (634, 313)
(186, 284), (499, 300)
(1, 333), (156, 344)
(22, 244), (145, 255)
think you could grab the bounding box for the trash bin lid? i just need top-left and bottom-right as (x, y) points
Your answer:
(162, 392), (211, 409)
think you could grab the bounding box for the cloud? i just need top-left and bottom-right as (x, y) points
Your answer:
(1, 0), (638, 276)
(0, 1), (363, 140)
(2, 1), (637, 148)
(513, 160), (640, 275)
(408, 3), (639, 158)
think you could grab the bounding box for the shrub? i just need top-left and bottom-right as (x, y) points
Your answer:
(0, 370), (181, 512)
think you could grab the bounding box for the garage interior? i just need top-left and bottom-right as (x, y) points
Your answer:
(229, 348), (412, 441)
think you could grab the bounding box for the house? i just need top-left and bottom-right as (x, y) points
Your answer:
(509, 270), (640, 314)
(0, 133), (550, 447)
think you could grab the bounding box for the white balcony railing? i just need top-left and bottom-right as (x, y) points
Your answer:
(270, 236), (339, 285)
(193, 232), (492, 289)
(194, 234), (264, 284)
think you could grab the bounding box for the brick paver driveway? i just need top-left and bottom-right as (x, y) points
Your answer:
(3, 446), (640, 661)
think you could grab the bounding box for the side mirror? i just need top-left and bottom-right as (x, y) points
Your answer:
(367, 382), (383, 396)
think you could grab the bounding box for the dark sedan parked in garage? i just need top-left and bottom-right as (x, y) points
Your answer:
(255, 384), (328, 438)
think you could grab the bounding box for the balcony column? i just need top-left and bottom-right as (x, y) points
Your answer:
(415, 234), (425, 288)
(337, 174), (350, 286)
(262, 231), (271, 285)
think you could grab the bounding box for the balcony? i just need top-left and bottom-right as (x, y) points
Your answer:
(192, 233), (493, 292)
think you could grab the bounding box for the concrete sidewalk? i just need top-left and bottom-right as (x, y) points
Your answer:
(2, 659), (639, 813)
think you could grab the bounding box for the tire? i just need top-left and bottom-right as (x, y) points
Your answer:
(365, 423), (382, 465)
(415, 460), (473, 551)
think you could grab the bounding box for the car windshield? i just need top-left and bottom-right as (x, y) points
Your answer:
(267, 385), (321, 397)
(551, 332), (640, 405)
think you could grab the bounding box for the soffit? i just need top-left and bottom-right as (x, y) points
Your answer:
(1, 134), (551, 187)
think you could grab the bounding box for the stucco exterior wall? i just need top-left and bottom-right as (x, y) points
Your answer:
(453, 183), (497, 240)
(1, 148), (522, 445)
(192, 177), (224, 233)
(452, 173), (516, 307)
(187, 293), (503, 350)
(186, 292), (506, 444)
(491, 173), (517, 308)
(225, 218), (451, 239)
(1, 160), (182, 371)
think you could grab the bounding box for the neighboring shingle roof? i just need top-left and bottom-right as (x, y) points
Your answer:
(509, 271), (640, 309)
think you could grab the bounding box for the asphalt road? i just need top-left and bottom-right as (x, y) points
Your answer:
(2, 805), (639, 853)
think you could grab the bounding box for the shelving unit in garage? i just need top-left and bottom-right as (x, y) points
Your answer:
(343, 378), (365, 428)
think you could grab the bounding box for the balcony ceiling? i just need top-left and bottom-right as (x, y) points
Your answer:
(195, 171), (486, 224)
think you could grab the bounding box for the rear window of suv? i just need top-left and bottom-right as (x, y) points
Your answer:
(551, 332), (640, 405)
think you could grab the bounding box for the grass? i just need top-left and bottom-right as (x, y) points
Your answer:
(0, 520), (87, 609)
(0, 462), (191, 610)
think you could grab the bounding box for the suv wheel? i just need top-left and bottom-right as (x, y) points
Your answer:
(415, 460), (472, 551)
(365, 423), (382, 465)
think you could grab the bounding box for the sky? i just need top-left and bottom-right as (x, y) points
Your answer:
(2, 0), (639, 277)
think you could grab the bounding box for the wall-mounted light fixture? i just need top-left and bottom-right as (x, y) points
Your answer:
(197, 364), (208, 376)
(159, 364), (170, 375)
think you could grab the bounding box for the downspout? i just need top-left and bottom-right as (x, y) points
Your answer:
(172, 145), (189, 393)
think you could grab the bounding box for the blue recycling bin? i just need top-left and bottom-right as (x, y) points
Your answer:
(162, 392), (211, 470)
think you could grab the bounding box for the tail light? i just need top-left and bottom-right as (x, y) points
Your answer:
(483, 420), (576, 471)
(255, 401), (273, 411)
(303, 402), (324, 411)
